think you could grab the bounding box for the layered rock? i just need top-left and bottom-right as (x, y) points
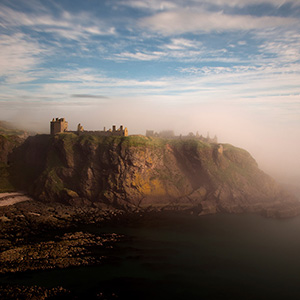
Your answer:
(9, 133), (300, 217)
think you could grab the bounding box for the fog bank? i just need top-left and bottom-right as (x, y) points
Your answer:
(2, 98), (300, 188)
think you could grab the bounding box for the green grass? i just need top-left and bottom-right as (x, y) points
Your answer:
(55, 133), (212, 151)
(45, 168), (65, 193)
(169, 138), (211, 150)
(222, 143), (252, 158)
(0, 134), (23, 144)
(120, 136), (166, 148)
(0, 129), (25, 136)
(0, 163), (16, 192)
(212, 158), (256, 188)
(0, 121), (26, 136)
(46, 149), (63, 168)
(55, 132), (78, 141)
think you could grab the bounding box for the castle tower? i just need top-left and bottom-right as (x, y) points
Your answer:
(50, 118), (68, 135)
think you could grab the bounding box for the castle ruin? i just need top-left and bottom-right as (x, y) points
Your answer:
(50, 118), (128, 137)
(50, 118), (68, 135)
(76, 124), (128, 137)
(50, 118), (215, 142)
(146, 129), (218, 144)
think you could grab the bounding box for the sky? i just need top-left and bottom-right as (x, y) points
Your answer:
(0, 0), (300, 185)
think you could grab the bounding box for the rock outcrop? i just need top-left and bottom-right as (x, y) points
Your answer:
(0, 135), (24, 164)
(8, 133), (300, 217)
(0, 135), (25, 192)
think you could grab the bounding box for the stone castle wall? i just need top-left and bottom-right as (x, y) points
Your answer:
(50, 118), (128, 137)
(146, 130), (218, 144)
(75, 126), (128, 137)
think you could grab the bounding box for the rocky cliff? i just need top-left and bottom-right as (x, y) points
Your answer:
(7, 133), (300, 217)
(0, 134), (25, 192)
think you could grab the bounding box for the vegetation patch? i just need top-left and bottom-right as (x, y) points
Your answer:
(121, 136), (166, 148)
(46, 149), (63, 168)
(0, 163), (15, 192)
(170, 138), (211, 151)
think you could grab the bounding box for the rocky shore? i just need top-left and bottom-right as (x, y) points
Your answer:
(1, 194), (300, 299)
(0, 192), (32, 207)
(0, 231), (122, 274)
(0, 197), (126, 299)
(0, 198), (125, 263)
(0, 196), (124, 237)
(0, 285), (71, 300)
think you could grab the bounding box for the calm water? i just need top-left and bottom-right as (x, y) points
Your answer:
(2, 213), (300, 299)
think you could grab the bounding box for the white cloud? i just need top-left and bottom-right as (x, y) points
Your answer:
(192, 0), (299, 8)
(0, 33), (48, 83)
(119, 0), (300, 11)
(164, 38), (202, 50)
(115, 51), (166, 61)
(0, 3), (116, 42)
(258, 32), (300, 63)
(140, 9), (298, 35)
(118, 0), (178, 11)
(111, 36), (226, 62)
(24, 62), (300, 104)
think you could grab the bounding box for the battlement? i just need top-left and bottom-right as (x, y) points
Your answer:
(77, 124), (128, 137)
(146, 130), (218, 144)
(50, 118), (68, 135)
(50, 118), (128, 137)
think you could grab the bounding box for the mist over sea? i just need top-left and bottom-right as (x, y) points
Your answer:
(2, 212), (300, 299)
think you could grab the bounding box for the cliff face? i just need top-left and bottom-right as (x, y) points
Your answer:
(0, 134), (25, 192)
(0, 121), (32, 192)
(9, 133), (300, 217)
(0, 135), (24, 164)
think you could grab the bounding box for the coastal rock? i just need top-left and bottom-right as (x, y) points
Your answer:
(0, 285), (70, 300)
(7, 134), (300, 217)
(0, 227), (123, 274)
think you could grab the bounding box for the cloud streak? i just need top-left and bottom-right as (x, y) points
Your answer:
(71, 94), (109, 99)
(0, 33), (48, 83)
(140, 9), (298, 35)
(121, 0), (300, 11)
(0, 3), (116, 42)
(0, 0), (300, 184)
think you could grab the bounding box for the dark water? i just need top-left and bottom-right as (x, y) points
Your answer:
(2, 213), (300, 299)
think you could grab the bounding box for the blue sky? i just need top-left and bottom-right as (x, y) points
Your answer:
(1, 0), (300, 181)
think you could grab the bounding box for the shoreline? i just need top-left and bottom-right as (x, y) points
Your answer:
(1, 211), (300, 299)
(0, 192), (32, 207)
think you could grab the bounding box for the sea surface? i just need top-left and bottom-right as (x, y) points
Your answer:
(2, 212), (300, 299)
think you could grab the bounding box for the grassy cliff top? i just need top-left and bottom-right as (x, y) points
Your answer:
(54, 133), (214, 149)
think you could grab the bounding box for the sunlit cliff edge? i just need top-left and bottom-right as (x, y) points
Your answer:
(1, 132), (299, 218)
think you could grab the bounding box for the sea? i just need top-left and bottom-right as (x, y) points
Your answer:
(2, 212), (300, 300)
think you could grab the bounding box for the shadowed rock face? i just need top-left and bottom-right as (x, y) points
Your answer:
(0, 135), (26, 192)
(7, 134), (300, 217)
(0, 135), (24, 164)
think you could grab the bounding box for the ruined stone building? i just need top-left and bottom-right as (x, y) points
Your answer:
(145, 130), (174, 138)
(50, 118), (128, 137)
(146, 129), (218, 144)
(50, 118), (68, 135)
(77, 124), (128, 137)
